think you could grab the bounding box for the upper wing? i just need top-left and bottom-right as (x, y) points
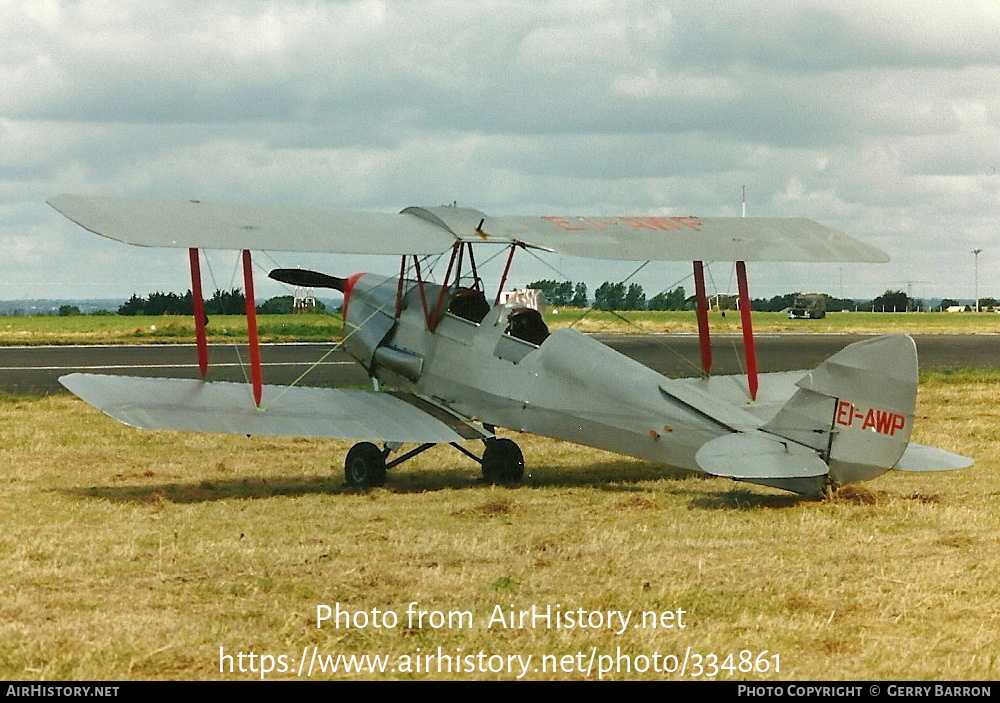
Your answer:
(49, 194), (888, 263)
(47, 195), (455, 255)
(59, 373), (490, 443)
(483, 214), (889, 263)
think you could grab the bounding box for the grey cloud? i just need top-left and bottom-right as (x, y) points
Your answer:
(2, 0), (999, 299)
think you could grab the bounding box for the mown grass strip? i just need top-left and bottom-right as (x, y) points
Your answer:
(1, 310), (1000, 346)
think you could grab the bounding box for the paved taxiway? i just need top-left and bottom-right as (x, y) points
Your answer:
(0, 334), (994, 395)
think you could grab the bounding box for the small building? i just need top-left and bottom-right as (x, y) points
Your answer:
(498, 288), (545, 311)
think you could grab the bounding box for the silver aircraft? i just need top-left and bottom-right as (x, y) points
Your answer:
(48, 195), (972, 497)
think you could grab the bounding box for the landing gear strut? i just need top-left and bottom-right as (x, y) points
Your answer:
(341, 435), (524, 487)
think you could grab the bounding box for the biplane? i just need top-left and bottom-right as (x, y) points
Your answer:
(48, 195), (972, 498)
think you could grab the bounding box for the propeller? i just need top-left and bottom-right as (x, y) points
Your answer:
(268, 268), (347, 292)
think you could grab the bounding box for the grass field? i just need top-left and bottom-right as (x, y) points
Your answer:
(0, 314), (342, 346)
(547, 309), (1000, 336)
(2, 370), (997, 680)
(0, 309), (999, 346)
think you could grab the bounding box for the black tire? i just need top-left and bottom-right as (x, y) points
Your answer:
(344, 442), (387, 488)
(481, 438), (524, 485)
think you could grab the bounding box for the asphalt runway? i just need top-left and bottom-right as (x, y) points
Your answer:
(0, 334), (995, 395)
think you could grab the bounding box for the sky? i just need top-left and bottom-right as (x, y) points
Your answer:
(2, 0), (998, 304)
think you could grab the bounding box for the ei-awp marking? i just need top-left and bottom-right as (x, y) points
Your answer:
(48, 195), (971, 498)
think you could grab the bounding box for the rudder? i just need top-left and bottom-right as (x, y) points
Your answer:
(763, 334), (918, 485)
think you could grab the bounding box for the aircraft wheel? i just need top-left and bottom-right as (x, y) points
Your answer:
(344, 442), (387, 488)
(482, 438), (524, 485)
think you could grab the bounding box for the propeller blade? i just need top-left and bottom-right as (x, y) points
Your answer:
(268, 268), (346, 292)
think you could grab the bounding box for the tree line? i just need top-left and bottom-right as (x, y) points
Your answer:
(116, 289), (325, 316)
(751, 292), (857, 313)
(524, 281), (964, 313)
(861, 290), (998, 312)
(526, 280), (689, 311)
(56, 285), (1000, 317)
(526, 280), (848, 312)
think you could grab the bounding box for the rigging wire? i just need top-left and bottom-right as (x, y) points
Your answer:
(260, 275), (402, 410)
(705, 262), (747, 381)
(198, 251), (252, 387)
(236, 249), (750, 407)
(519, 249), (711, 376)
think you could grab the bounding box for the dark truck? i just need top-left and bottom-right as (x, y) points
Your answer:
(788, 293), (827, 319)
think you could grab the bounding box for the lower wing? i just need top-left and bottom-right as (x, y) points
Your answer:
(60, 373), (489, 444)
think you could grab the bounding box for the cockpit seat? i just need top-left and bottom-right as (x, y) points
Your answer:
(505, 307), (550, 346)
(448, 288), (491, 323)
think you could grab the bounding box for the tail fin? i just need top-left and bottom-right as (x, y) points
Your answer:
(763, 334), (918, 485)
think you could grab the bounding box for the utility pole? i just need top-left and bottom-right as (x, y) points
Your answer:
(972, 248), (983, 312)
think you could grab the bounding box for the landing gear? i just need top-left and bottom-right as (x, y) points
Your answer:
(344, 442), (387, 488)
(342, 436), (525, 487)
(482, 438), (524, 485)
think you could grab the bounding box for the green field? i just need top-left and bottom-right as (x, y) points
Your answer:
(0, 309), (999, 346)
(0, 313), (343, 345)
(1, 371), (997, 680)
(548, 309), (1000, 336)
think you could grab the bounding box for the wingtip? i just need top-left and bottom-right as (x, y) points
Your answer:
(46, 193), (69, 209)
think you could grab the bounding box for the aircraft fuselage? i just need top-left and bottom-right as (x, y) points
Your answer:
(345, 273), (783, 480)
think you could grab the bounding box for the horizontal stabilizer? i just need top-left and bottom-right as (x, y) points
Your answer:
(695, 432), (829, 479)
(894, 443), (974, 472)
(59, 373), (488, 443)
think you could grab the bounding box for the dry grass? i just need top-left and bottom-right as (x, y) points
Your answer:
(1, 374), (998, 680)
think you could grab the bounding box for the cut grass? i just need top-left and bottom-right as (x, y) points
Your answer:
(0, 310), (999, 346)
(0, 314), (342, 346)
(547, 309), (1000, 336)
(1, 371), (997, 680)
